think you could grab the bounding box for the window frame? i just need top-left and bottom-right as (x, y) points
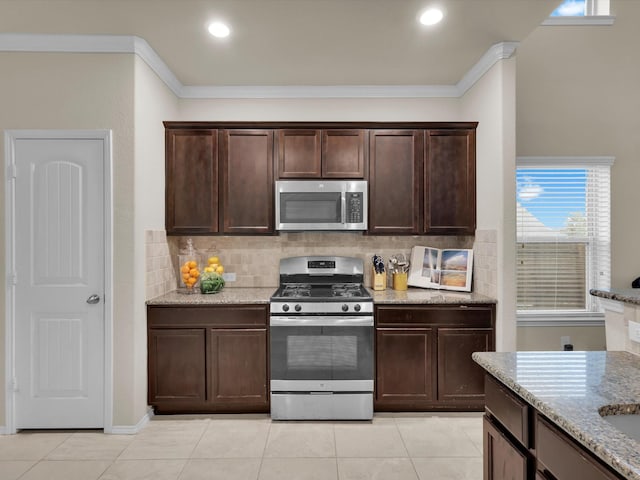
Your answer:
(515, 156), (614, 327)
(543, 0), (615, 25)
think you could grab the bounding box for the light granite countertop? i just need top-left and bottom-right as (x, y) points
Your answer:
(591, 288), (640, 306)
(369, 287), (496, 304)
(147, 288), (275, 305)
(147, 287), (497, 306)
(473, 351), (640, 480)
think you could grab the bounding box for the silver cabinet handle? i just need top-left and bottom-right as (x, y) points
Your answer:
(86, 294), (100, 304)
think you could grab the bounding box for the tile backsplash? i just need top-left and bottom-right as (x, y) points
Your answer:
(472, 229), (498, 299)
(146, 230), (498, 299)
(145, 230), (177, 300)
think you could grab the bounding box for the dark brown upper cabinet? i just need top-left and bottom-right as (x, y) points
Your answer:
(220, 129), (274, 234)
(425, 129), (476, 235)
(277, 129), (365, 179)
(368, 126), (476, 235)
(368, 129), (423, 234)
(165, 129), (219, 234)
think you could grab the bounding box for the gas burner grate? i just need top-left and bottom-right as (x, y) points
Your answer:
(280, 284), (311, 297)
(331, 283), (364, 298)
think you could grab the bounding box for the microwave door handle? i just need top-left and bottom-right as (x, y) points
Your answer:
(341, 192), (346, 224)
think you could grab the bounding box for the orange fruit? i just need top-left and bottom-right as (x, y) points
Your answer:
(189, 269), (199, 277)
(188, 260), (197, 269)
(187, 277), (197, 285)
(182, 273), (190, 281)
(181, 264), (190, 274)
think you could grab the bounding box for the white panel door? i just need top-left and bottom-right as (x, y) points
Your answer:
(14, 137), (105, 428)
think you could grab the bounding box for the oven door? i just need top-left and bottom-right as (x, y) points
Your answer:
(270, 316), (374, 392)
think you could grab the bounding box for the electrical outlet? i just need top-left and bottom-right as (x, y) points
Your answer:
(222, 272), (236, 282)
(629, 320), (640, 343)
(561, 335), (571, 348)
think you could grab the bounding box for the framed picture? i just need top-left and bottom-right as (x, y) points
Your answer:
(408, 245), (473, 292)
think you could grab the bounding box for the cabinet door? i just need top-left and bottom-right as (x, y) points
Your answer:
(368, 130), (423, 234)
(424, 129), (475, 234)
(278, 129), (321, 178)
(165, 129), (218, 234)
(437, 327), (492, 405)
(484, 415), (528, 480)
(375, 328), (435, 408)
(221, 129), (274, 234)
(322, 129), (365, 178)
(209, 328), (269, 410)
(148, 328), (206, 405)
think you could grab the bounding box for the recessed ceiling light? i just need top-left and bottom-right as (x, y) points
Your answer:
(419, 8), (444, 26)
(208, 22), (230, 38)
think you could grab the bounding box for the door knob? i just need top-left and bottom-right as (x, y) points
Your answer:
(86, 294), (101, 304)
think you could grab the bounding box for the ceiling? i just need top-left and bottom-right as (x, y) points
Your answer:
(0, 0), (560, 87)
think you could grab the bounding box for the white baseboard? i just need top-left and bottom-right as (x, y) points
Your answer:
(109, 407), (154, 435)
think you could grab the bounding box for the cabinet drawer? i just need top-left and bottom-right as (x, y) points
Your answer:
(536, 415), (621, 480)
(485, 375), (529, 447)
(148, 305), (268, 328)
(376, 305), (493, 327)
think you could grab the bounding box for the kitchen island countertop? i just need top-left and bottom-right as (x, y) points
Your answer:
(147, 287), (497, 306)
(473, 350), (640, 480)
(591, 288), (640, 306)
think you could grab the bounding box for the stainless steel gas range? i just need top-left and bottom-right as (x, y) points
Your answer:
(269, 256), (374, 420)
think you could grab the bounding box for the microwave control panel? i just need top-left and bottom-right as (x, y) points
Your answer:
(347, 192), (364, 223)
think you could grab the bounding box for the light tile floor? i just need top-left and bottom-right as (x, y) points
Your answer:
(0, 413), (483, 480)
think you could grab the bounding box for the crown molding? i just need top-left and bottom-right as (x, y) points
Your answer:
(0, 33), (517, 99)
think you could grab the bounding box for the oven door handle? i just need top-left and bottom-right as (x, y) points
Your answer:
(270, 316), (374, 327)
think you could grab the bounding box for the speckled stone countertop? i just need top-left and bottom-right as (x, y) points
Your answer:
(473, 351), (640, 480)
(147, 288), (275, 305)
(591, 288), (640, 306)
(369, 287), (496, 304)
(147, 287), (497, 306)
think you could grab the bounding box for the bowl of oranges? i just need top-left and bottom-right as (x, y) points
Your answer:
(200, 256), (225, 294)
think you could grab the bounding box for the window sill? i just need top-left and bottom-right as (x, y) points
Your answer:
(517, 312), (604, 327)
(542, 15), (615, 26)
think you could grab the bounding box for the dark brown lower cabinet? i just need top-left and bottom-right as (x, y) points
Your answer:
(375, 304), (495, 411)
(209, 328), (268, 408)
(484, 415), (528, 480)
(147, 305), (269, 414)
(376, 328), (435, 406)
(148, 329), (206, 405)
(484, 373), (625, 480)
(438, 327), (492, 403)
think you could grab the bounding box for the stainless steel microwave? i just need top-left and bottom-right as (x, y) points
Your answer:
(275, 180), (368, 231)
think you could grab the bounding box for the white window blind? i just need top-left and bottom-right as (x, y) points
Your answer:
(516, 157), (612, 317)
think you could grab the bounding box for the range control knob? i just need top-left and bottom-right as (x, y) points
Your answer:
(342, 304), (349, 312)
(282, 304), (289, 312)
(354, 304), (361, 312)
(295, 304), (302, 312)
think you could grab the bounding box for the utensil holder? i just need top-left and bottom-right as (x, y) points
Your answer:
(392, 272), (408, 291)
(372, 268), (386, 291)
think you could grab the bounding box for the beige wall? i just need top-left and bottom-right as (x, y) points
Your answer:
(514, 2), (640, 349)
(516, 2), (640, 289)
(461, 58), (517, 351)
(0, 52), (137, 427)
(517, 326), (606, 351)
(131, 57), (178, 424)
